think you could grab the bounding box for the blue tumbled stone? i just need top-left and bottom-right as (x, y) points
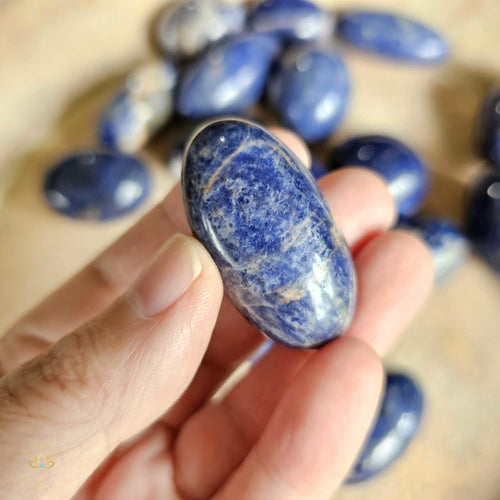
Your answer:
(398, 215), (469, 284)
(268, 47), (350, 142)
(44, 151), (150, 221)
(99, 61), (177, 153)
(337, 11), (448, 63)
(348, 373), (424, 484)
(249, 0), (333, 43)
(466, 171), (500, 273)
(330, 135), (429, 216)
(310, 158), (328, 180)
(476, 87), (500, 168)
(176, 33), (281, 119)
(182, 118), (356, 349)
(155, 0), (246, 59)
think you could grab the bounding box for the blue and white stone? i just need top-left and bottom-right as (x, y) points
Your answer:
(311, 157), (329, 180)
(268, 47), (350, 142)
(182, 118), (356, 349)
(99, 60), (177, 153)
(176, 33), (281, 119)
(337, 11), (448, 63)
(249, 0), (333, 43)
(44, 151), (150, 221)
(476, 87), (500, 168)
(398, 216), (469, 284)
(155, 0), (246, 59)
(330, 135), (429, 216)
(348, 372), (424, 484)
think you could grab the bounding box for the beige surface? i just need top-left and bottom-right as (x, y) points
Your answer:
(0, 0), (499, 499)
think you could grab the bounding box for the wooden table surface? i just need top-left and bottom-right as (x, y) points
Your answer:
(1, 1), (499, 499)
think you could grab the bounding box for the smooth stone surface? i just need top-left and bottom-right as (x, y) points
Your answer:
(348, 373), (424, 484)
(176, 33), (281, 119)
(330, 135), (429, 216)
(337, 11), (448, 63)
(98, 61), (177, 153)
(155, 0), (246, 59)
(249, 0), (333, 43)
(268, 47), (350, 142)
(476, 87), (500, 167)
(398, 215), (469, 284)
(44, 151), (150, 221)
(311, 157), (329, 180)
(466, 171), (500, 273)
(183, 118), (356, 349)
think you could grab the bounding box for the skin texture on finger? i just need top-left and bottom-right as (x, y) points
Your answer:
(269, 127), (312, 169)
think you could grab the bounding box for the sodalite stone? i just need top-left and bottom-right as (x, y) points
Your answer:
(348, 373), (424, 484)
(467, 171), (500, 273)
(155, 0), (246, 59)
(268, 47), (350, 142)
(337, 11), (448, 63)
(398, 216), (469, 284)
(44, 151), (150, 221)
(98, 61), (177, 153)
(176, 33), (281, 119)
(476, 87), (500, 167)
(330, 135), (429, 216)
(183, 118), (356, 349)
(311, 158), (328, 180)
(249, 0), (333, 43)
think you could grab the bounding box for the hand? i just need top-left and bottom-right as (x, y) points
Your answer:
(0, 129), (433, 500)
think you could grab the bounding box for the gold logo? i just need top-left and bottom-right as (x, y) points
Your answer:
(25, 442), (57, 470)
(29, 452), (55, 469)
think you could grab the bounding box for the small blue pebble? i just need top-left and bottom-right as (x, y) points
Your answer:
(249, 0), (333, 43)
(182, 118), (356, 349)
(466, 171), (500, 274)
(268, 47), (350, 142)
(398, 215), (469, 284)
(347, 373), (424, 484)
(337, 11), (448, 63)
(165, 140), (186, 181)
(177, 33), (281, 119)
(330, 135), (429, 216)
(310, 158), (328, 180)
(44, 151), (150, 221)
(476, 87), (500, 168)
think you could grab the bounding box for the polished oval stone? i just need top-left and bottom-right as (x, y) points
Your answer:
(249, 0), (333, 43)
(330, 135), (429, 216)
(311, 157), (328, 180)
(176, 33), (281, 119)
(44, 151), (150, 221)
(476, 87), (500, 167)
(398, 216), (469, 284)
(183, 118), (356, 349)
(155, 0), (246, 59)
(337, 11), (448, 63)
(466, 171), (500, 273)
(98, 61), (177, 153)
(348, 373), (424, 484)
(268, 47), (350, 142)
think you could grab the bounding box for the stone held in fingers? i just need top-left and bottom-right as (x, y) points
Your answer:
(182, 118), (356, 349)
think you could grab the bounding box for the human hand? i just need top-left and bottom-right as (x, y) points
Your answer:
(0, 129), (433, 499)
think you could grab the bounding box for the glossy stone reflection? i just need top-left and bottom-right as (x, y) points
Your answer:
(183, 119), (356, 349)
(44, 151), (150, 221)
(268, 47), (350, 142)
(348, 373), (424, 484)
(476, 87), (500, 167)
(330, 135), (429, 216)
(337, 11), (448, 63)
(177, 33), (281, 119)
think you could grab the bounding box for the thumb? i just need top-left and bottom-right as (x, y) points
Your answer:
(0, 234), (223, 499)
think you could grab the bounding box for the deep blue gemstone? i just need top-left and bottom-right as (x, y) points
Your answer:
(337, 11), (448, 63)
(347, 373), (424, 484)
(98, 61), (177, 153)
(155, 0), (246, 59)
(176, 33), (281, 119)
(182, 118), (356, 349)
(330, 135), (429, 216)
(249, 0), (333, 42)
(44, 151), (150, 221)
(310, 158), (329, 180)
(268, 47), (350, 142)
(398, 215), (469, 284)
(466, 171), (500, 273)
(476, 87), (500, 167)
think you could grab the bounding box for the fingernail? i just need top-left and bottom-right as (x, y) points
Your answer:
(129, 234), (203, 317)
